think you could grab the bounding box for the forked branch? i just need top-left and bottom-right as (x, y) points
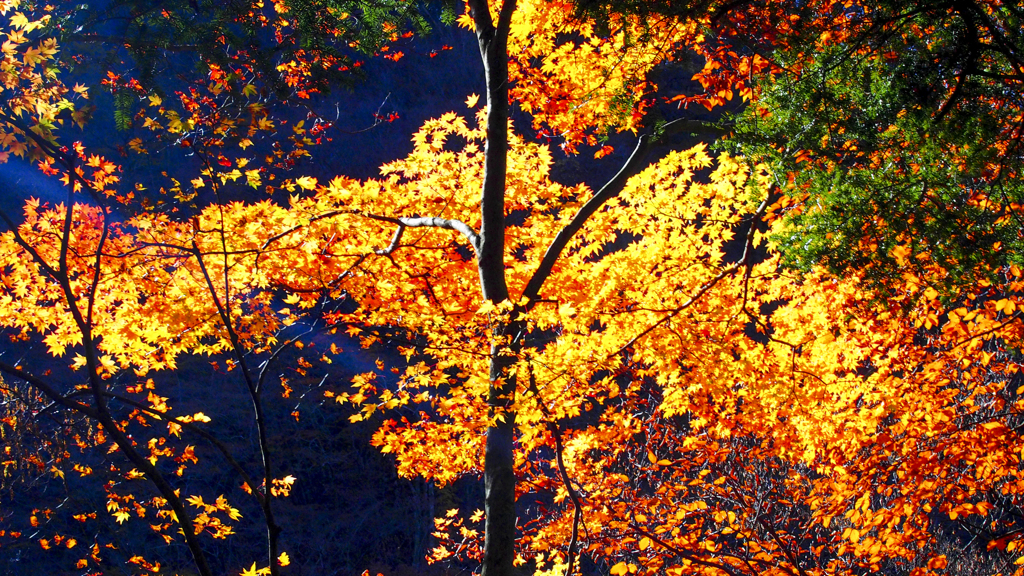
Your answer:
(522, 118), (730, 303)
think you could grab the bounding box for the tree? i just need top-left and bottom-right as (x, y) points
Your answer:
(722, 0), (1024, 293)
(0, 2), (400, 574)
(4, 1), (1024, 576)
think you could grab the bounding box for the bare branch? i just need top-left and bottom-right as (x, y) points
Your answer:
(0, 361), (98, 419)
(64, 33), (199, 52)
(259, 210), (349, 251)
(376, 224), (406, 255)
(190, 239), (283, 576)
(550, 421), (584, 576)
(256, 327), (314, 396)
(364, 213), (481, 256)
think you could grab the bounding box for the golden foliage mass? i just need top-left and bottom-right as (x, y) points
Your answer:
(1, 1), (1024, 575)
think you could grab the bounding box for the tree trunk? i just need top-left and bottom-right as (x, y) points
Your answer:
(483, 347), (518, 576)
(467, 2), (519, 576)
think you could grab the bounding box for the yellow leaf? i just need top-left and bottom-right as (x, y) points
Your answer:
(295, 176), (318, 190)
(611, 562), (629, 576)
(278, 552), (290, 567)
(9, 12), (29, 29)
(466, 93), (480, 108)
(456, 12), (475, 29)
(245, 169), (262, 189)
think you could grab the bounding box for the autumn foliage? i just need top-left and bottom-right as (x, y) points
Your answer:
(1, 0), (1024, 575)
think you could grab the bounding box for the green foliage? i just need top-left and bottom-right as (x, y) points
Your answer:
(729, 0), (1024, 292)
(438, 0), (459, 26)
(113, 90), (134, 130)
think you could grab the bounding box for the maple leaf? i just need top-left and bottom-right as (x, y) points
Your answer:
(8, 12), (28, 29)
(295, 176), (317, 190)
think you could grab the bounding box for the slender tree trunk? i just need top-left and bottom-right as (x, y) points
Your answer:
(483, 347), (518, 576)
(3, 189), (219, 576)
(467, 2), (519, 576)
(97, 409), (216, 576)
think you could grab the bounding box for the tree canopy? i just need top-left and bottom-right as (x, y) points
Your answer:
(1, 1), (1024, 576)
(726, 0), (1024, 293)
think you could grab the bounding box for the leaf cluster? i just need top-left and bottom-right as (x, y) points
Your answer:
(728, 0), (1024, 293)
